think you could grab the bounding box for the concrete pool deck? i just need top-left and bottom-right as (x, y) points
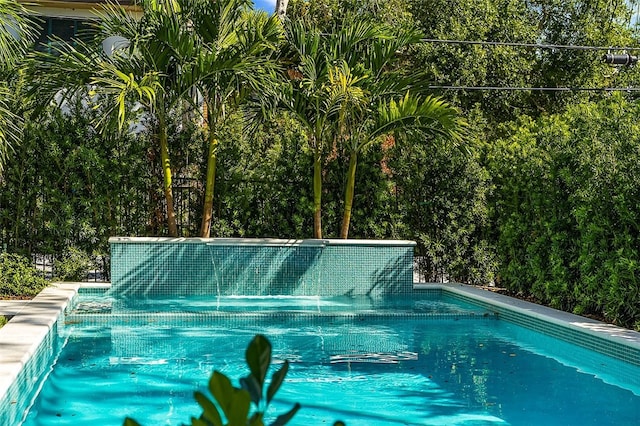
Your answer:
(0, 300), (30, 317)
(1, 282), (640, 423)
(0, 283), (80, 408)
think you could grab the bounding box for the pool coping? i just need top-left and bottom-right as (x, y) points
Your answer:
(0, 283), (87, 404)
(108, 237), (418, 247)
(0, 300), (30, 317)
(1, 281), (640, 417)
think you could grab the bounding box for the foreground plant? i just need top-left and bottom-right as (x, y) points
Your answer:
(123, 334), (344, 426)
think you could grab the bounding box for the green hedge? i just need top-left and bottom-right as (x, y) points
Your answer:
(0, 253), (48, 297)
(487, 93), (640, 329)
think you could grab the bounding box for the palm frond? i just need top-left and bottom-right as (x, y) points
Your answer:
(0, 83), (19, 169)
(192, 2), (283, 126)
(0, 0), (36, 68)
(324, 61), (368, 119)
(372, 92), (465, 145)
(90, 64), (161, 129)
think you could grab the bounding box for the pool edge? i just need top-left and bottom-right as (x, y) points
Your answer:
(416, 283), (640, 365)
(0, 283), (81, 424)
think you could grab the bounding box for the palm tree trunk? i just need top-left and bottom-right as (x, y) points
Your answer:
(275, 0), (289, 17)
(340, 150), (357, 239)
(200, 133), (218, 238)
(158, 115), (178, 237)
(313, 153), (322, 239)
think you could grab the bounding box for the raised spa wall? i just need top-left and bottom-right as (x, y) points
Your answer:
(109, 237), (416, 297)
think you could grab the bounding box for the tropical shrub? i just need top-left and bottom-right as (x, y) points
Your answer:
(486, 94), (640, 329)
(0, 101), (158, 259)
(53, 246), (94, 281)
(388, 130), (496, 284)
(210, 113), (314, 239)
(0, 253), (48, 297)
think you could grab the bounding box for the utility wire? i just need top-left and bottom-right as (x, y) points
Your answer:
(391, 38), (640, 91)
(420, 39), (640, 91)
(429, 86), (640, 91)
(420, 38), (640, 51)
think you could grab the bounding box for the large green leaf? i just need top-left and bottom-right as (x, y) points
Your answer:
(245, 334), (272, 387)
(266, 360), (289, 404)
(240, 374), (262, 405)
(194, 390), (223, 426)
(208, 371), (251, 426)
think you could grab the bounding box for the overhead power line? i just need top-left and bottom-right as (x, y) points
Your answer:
(428, 86), (640, 92)
(420, 38), (640, 52)
(420, 39), (640, 91)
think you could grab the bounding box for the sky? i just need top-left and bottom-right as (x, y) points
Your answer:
(253, 0), (276, 13)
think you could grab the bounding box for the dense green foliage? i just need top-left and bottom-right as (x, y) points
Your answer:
(53, 246), (96, 281)
(389, 132), (495, 284)
(0, 253), (48, 297)
(211, 113), (314, 237)
(487, 94), (640, 329)
(0, 101), (155, 257)
(1, 0), (640, 328)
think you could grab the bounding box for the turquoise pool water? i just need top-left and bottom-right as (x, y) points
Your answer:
(19, 293), (640, 425)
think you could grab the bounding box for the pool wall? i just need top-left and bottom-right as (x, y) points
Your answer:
(0, 284), (79, 426)
(109, 237), (416, 297)
(418, 284), (640, 369)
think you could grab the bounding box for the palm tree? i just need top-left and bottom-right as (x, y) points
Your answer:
(0, 0), (34, 171)
(282, 16), (464, 238)
(37, 0), (283, 238)
(322, 25), (465, 238)
(34, 0), (197, 236)
(281, 18), (384, 238)
(338, 90), (463, 238)
(280, 21), (329, 239)
(186, 0), (283, 237)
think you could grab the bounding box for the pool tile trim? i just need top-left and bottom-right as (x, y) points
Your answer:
(416, 283), (640, 367)
(110, 238), (416, 296)
(64, 311), (500, 326)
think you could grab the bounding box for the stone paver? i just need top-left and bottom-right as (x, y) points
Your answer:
(0, 300), (29, 317)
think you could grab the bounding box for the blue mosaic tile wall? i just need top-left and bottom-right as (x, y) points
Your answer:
(0, 320), (61, 426)
(109, 239), (415, 297)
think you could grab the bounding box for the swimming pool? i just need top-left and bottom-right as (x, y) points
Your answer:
(11, 289), (640, 425)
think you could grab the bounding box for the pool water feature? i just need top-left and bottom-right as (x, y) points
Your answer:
(108, 238), (416, 297)
(17, 291), (640, 426)
(70, 293), (486, 315)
